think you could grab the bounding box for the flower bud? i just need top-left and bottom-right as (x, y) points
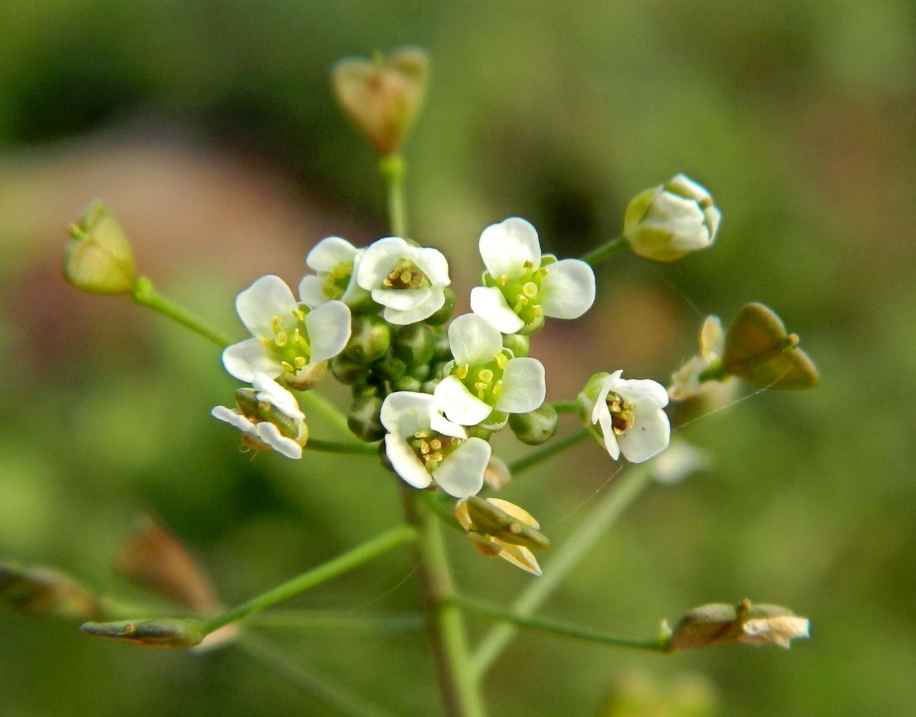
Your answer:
(347, 394), (386, 442)
(391, 375), (423, 393)
(721, 303), (819, 389)
(331, 47), (429, 155)
(284, 360), (328, 391)
(373, 351), (407, 382)
(330, 352), (370, 385)
(667, 599), (809, 651)
(508, 403), (558, 445)
(425, 286), (456, 326)
(430, 331), (452, 361)
(502, 333), (530, 358)
(393, 323), (435, 366)
(623, 174), (720, 262)
(63, 200), (137, 295)
(80, 617), (205, 649)
(345, 315), (392, 364)
(0, 562), (101, 619)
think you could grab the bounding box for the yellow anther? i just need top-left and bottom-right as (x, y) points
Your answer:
(271, 315), (283, 333)
(428, 451), (443, 463)
(294, 356), (307, 369)
(456, 365), (469, 380)
(419, 440), (431, 454)
(400, 269), (412, 284)
(497, 274), (508, 286)
(332, 262), (352, 279)
(494, 353), (508, 370)
(281, 361), (295, 373)
(474, 382), (488, 393)
(292, 308), (305, 322)
(492, 382), (502, 397)
(429, 439), (442, 451)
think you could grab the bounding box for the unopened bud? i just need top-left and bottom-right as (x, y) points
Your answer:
(347, 394), (385, 442)
(64, 200), (137, 295)
(331, 47), (429, 155)
(425, 287), (456, 326)
(508, 403), (558, 446)
(373, 351), (407, 382)
(502, 333), (530, 358)
(623, 174), (720, 262)
(345, 315), (392, 364)
(80, 617), (205, 648)
(284, 361), (328, 391)
(393, 323), (435, 366)
(721, 303), (819, 389)
(0, 562), (101, 619)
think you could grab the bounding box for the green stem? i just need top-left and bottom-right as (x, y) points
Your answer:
(297, 390), (354, 439)
(200, 524), (417, 634)
(305, 439), (379, 455)
(471, 464), (653, 676)
(579, 236), (630, 267)
(550, 400), (579, 414)
(508, 429), (590, 475)
(245, 610), (424, 634)
(403, 489), (488, 717)
(453, 595), (668, 653)
(379, 153), (408, 237)
(131, 276), (233, 347)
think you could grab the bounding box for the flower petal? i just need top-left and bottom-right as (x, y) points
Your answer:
(617, 404), (670, 463)
(596, 409), (621, 460)
(448, 313), (503, 365)
(412, 246), (450, 287)
(540, 259), (596, 319)
(383, 288), (445, 325)
(235, 275), (297, 336)
(495, 357), (546, 413)
(616, 377), (670, 408)
(252, 373), (304, 421)
(222, 339), (281, 382)
(305, 301), (352, 361)
(478, 218), (540, 278)
(256, 422), (303, 459)
(298, 274), (328, 307)
(385, 434), (433, 489)
(355, 237), (410, 289)
(470, 286), (525, 334)
(432, 437), (490, 498)
(380, 391), (436, 435)
(434, 375), (493, 426)
(211, 406), (256, 435)
(306, 236), (357, 272)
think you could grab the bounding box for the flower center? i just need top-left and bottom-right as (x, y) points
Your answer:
(408, 429), (462, 472)
(383, 260), (429, 291)
(487, 260), (550, 325)
(453, 351), (509, 405)
(260, 308), (313, 374)
(606, 392), (635, 435)
(321, 261), (354, 300)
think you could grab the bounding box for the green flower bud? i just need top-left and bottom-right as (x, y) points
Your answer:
(330, 352), (370, 385)
(407, 362), (431, 382)
(391, 375), (423, 393)
(63, 200), (137, 295)
(508, 403), (558, 445)
(430, 331), (452, 361)
(347, 394), (386, 442)
(393, 323), (435, 366)
(0, 562), (101, 619)
(721, 303), (819, 389)
(425, 287), (457, 326)
(345, 315), (392, 364)
(502, 333), (530, 357)
(80, 618), (205, 649)
(373, 351), (407, 382)
(331, 47), (429, 155)
(284, 361), (328, 391)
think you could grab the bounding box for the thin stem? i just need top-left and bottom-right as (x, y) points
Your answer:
(471, 464), (654, 676)
(453, 595), (669, 653)
(508, 429), (590, 475)
(305, 439), (379, 455)
(379, 153), (408, 237)
(245, 610), (424, 634)
(550, 400), (579, 414)
(200, 524), (417, 634)
(298, 390), (354, 439)
(239, 633), (400, 717)
(579, 236), (630, 267)
(402, 489), (488, 717)
(131, 276), (233, 347)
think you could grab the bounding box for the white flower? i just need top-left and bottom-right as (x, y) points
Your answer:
(739, 615), (810, 649)
(212, 373), (308, 459)
(297, 236), (370, 309)
(222, 275), (351, 386)
(623, 174), (721, 262)
(380, 391), (490, 498)
(668, 315), (726, 400)
(355, 236), (450, 325)
(455, 498), (543, 576)
(579, 370), (670, 463)
(434, 313), (546, 428)
(470, 217), (595, 334)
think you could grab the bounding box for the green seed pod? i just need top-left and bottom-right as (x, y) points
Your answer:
(347, 394), (386, 442)
(63, 200), (137, 295)
(502, 333), (530, 357)
(508, 403), (558, 445)
(80, 618), (205, 649)
(393, 323), (435, 366)
(0, 562), (101, 619)
(345, 315), (392, 364)
(425, 287), (457, 326)
(464, 496), (551, 550)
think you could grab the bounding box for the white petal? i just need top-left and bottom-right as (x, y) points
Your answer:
(380, 392), (436, 435)
(252, 373), (304, 421)
(305, 301), (352, 361)
(618, 406), (671, 463)
(222, 339), (281, 382)
(236, 275), (297, 336)
(592, 371), (622, 425)
(470, 286), (525, 334)
(448, 313), (503, 364)
(211, 406), (257, 435)
(385, 434), (433, 489)
(256, 422), (303, 459)
(306, 236), (357, 271)
(540, 259), (596, 319)
(617, 377), (669, 408)
(478, 218), (540, 278)
(433, 437), (490, 498)
(496, 357), (546, 413)
(596, 408), (621, 460)
(428, 411), (468, 440)
(434, 375), (493, 426)
(298, 274), (328, 307)
(383, 288), (444, 325)
(356, 237), (410, 290)
(411, 246), (451, 287)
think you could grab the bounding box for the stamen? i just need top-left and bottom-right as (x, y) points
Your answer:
(456, 365), (469, 380)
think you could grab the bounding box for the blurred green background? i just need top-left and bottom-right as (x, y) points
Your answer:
(1, 1), (914, 715)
